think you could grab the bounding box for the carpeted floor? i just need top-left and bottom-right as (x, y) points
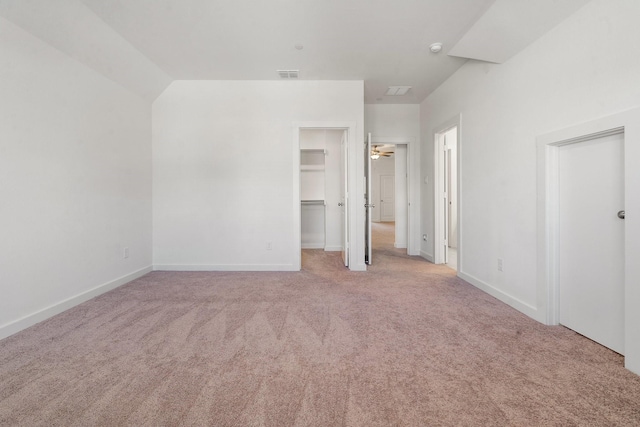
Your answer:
(1, 222), (640, 426)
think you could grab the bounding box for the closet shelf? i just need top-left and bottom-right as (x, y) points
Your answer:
(301, 200), (325, 205)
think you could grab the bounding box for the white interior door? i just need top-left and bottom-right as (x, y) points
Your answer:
(558, 131), (625, 354)
(442, 138), (450, 264)
(365, 132), (372, 264)
(447, 142), (458, 249)
(340, 132), (349, 267)
(380, 175), (395, 221)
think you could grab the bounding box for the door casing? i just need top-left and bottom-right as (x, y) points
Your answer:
(370, 136), (420, 256)
(537, 108), (640, 373)
(293, 121), (360, 271)
(433, 115), (461, 267)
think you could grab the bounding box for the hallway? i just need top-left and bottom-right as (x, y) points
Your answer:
(301, 221), (425, 273)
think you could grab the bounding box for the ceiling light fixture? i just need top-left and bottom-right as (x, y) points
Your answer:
(371, 153), (380, 160)
(294, 44), (304, 50)
(385, 86), (412, 96)
(429, 42), (443, 53)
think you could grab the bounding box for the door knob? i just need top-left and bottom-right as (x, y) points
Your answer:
(618, 210), (625, 219)
(338, 202), (343, 207)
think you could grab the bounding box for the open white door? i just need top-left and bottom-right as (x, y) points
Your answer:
(443, 137), (450, 264)
(435, 126), (457, 265)
(365, 132), (372, 264)
(340, 131), (349, 267)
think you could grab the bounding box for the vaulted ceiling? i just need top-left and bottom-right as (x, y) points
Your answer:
(0, 0), (591, 103)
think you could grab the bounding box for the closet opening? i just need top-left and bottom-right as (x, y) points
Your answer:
(299, 129), (348, 269)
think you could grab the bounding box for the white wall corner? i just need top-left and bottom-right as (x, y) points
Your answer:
(457, 271), (541, 323)
(0, 266), (152, 340)
(420, 251), (434, 263)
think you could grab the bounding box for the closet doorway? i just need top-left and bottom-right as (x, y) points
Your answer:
(299, 128), (348, 267)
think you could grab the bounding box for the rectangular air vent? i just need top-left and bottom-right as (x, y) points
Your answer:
(386, 86), (412, 96)
(278, 70), (299, 79)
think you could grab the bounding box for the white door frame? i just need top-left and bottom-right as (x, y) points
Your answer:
(370, 135), (420, 256)
(433, 115), (461, 266)
(365, 133), (372, 264)
(536, 108), (640, 373)
(340, 131), (349, 266)
(293, 121), (360, 271)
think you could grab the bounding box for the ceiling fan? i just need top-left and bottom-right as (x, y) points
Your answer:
(371, 145), (393, 160)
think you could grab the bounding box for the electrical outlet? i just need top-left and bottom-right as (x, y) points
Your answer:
(497, 258), (503, 272)
(266, 242), (272, 251)
(123, 247), (130, 259)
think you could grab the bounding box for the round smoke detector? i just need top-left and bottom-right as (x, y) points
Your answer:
(429, 43), (443, 53)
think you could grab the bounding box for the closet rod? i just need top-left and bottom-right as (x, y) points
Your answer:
(301, 200), (325, 206)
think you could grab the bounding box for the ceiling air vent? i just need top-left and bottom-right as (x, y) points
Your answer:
(278, 70), (299, 79)
(386, 86), (412, 96)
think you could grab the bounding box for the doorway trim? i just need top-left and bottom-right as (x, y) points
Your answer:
(433, 115), (461, 267)
(536, 108), (640, 373)
(293, 121), (359, 271)
(370, 135), (420, 256)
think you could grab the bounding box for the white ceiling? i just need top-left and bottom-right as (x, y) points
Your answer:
(0, 0), (172, 101)
(1, 0), (591, 103)
(449, 0), (591, 64)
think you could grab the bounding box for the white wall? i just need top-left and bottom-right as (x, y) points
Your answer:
(153, 81), (364, 270)
(395, 145), (408, 248)
(364, 104), (420, 254)
(0, 17), (152, 338)
(365, 104), (420, 138)
(420, 0), (640, 372)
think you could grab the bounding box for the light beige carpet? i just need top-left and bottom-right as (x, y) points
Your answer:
(1, 222), (640, 426)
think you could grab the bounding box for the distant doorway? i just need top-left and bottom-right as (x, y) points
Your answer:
(434, 120), (460, 271)
(369, 142), (409, 254)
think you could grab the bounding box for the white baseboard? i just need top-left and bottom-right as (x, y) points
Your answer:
(301, 243), (324, 249)
(153, 264), (298, 272)
(0, 266), (152, 340)
(457, 271), (540, 321)
(420, 251), (434, 263)
(394, 242), (408, 249)
(324, 246), (343, 252)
